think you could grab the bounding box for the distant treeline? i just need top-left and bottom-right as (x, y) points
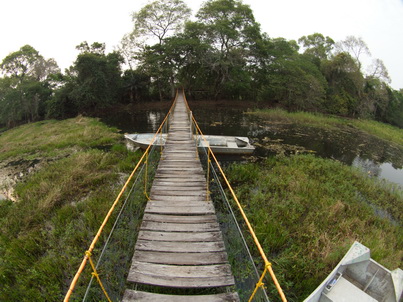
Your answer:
(1, 0), (402, 128)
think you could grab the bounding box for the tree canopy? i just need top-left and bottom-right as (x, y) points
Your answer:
(1, 0), (402, 129)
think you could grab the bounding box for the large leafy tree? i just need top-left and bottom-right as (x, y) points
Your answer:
(130, 0), (191, 100)
(188, 0), (262, 99)
(49, 42), (124, 117)
(298, 33), (335, 61)
(132, 0), (191, 45)
(0, 45), (58, 127)
(322, 52), (364, 115)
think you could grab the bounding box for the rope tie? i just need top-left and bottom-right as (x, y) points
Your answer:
(85, 251), (112, 302)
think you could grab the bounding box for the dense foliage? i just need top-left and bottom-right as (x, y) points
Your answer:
(1, 0), (402, 128)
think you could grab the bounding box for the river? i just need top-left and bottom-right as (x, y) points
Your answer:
(101, 100), (403, 188)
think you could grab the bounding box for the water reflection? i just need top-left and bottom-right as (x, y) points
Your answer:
(353, 158), (403, 187)
(100, 102), (403, 188)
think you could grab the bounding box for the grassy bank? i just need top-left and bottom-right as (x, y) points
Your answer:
(249, 108), (403, 147)
(226, 154), (402, 301)
(0, 117), (140, 301)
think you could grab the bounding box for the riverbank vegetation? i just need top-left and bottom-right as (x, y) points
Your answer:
(1, 0), (403, 130)
(0, 118), (139, 300)
(226, 154), (402, 301)
(250, 108), (403, 146)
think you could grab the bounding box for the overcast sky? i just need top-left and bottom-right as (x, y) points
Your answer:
(1, 0), (402, 89)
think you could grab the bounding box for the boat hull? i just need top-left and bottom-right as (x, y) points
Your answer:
(124, 133), (255, 155)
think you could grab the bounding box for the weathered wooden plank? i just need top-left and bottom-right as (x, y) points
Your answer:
(162, 150), (197, 154)
(150, 191), (206, 197)
(158, 162), (199, 166)
(152, 181), (206, 187)
(152, 186), (205, 194)
(140, 221), (220, 232)
(148, 198), (211, 204)
(157, 166), (202, 171)
(154, 174), (205, 179)
(123, 290), (240, 302)
(154, 168), (203, 173)
(128, 261), (234, 280)
(153, 178), (205, 184)
(138, 231), (222, 242)
(132, 251), (227, 265)
(135, 240), (225, 253)
(142, 213), (217, 223)
(149, 195), (207, 202)
(151, 183), (205, 188)
(127, 269), (235, 288)
(145, 205), (215, 215)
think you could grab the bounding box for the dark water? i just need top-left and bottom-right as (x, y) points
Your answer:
(101, 102), (403, 188)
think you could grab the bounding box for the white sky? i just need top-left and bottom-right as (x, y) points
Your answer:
(1, 0), (402, 89)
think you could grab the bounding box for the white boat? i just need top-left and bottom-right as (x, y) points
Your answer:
(304, 241), (403, 302)
(124, 133), (255, 155)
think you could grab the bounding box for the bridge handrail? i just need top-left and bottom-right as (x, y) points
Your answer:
(63, 91), (179, 302)
(183, 94), (287, 302)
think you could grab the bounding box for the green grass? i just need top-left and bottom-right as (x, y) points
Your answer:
(226, 154), (402, 301)
(249, 108), (403, 146)
(0, 116), (120, 161)
(0, 118), (142, 301)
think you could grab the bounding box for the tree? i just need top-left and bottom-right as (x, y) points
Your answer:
(385, 89), (403, 128)
(48, 42), (124, 116)
(367, 58), (391, 84)
(132, 0), (191, 45)
(298, 33), (335, 61)
(71, 42), (124, 111)
(130, 0), (191, 100)
(122, 69), (150, 103)
(335, 36), (371, 70)
(0, 45), (58, 126)
(261, 55), (327, 110)
(190, 0), (262, 99)
(322, 52), (364, 115)
(1, 45), (59, 81)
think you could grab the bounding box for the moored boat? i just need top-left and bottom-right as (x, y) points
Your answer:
(124, 133), (255, 155)
(304, 241), (403, 302)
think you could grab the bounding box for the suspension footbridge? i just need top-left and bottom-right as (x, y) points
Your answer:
(124, 92), (238, 301)
(64, 91), (286, 302)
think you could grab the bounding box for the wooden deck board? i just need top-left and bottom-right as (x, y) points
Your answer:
(135, 240), (226, 253)
(142, 213), (216, 223)
(127, 262), (235, 288)
(145, 205), (215, 215)
(138, 231), (223, 242)
(132, 251), (228, 265)
(123, 290), (239, 302)
(140, 221), (220, 232)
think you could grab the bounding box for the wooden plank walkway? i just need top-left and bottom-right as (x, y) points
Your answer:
(123, 92), (239, 301)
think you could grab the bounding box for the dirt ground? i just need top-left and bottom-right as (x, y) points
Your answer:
(0, 157), (44, 201)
